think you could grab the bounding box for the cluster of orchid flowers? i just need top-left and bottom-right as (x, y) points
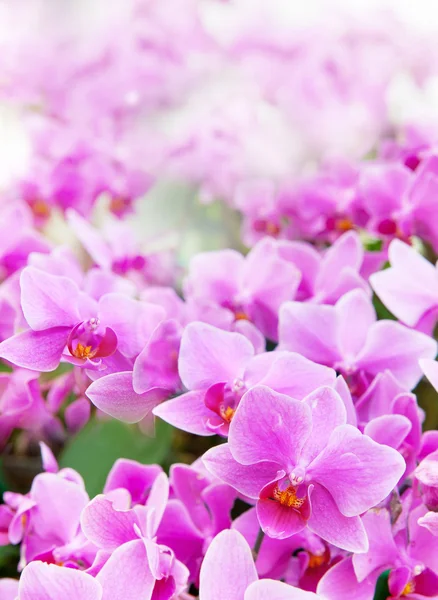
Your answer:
(3, 1), (438, 599)
(1, 201), (438, 599)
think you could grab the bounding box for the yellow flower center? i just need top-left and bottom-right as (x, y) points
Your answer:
(401, 581), (415, 596)
(272, 485), (305, 509)
(73, 343), (96, 359)
(220, 406), (235, 423)
(307, 552), (327, 569)
(336, 217), (354, 232)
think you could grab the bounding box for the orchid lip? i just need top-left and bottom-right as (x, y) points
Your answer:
(67, 320), (118, 362)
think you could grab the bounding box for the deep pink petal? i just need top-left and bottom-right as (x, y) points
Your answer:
(257, 494), (307, 540)
(229, 386), (311, 469)
(104, 460), (162, 505)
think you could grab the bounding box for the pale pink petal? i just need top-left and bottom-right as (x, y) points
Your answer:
(39, 441), (58, 473)
(420, 358), (438, 393)
(307, 484), (368, 553)
(96, 539), (155, 600)
(352, 510), (400, 582)
(153, 390), (216, 436)
(278, 302), (340, 366)
(20, 266), (80, 330)
(334, 376), (357, 427)
(317, 557), (376, 600)
(250, 352), (336, 399)
(179, 322), (254, 390)
(145, 472), (169, 537)
(86, 372), (165, 423)
(0, 578), (19, 600)
(199, 529), (258, 600)
(356, 321), (437, 389)
(202, 444), (279, 499)
(184, 249), (243, 304)
(418, 511), (438, 536)
(307, 425), (405, 517)
(246, 579), (320, 600)
(335, 290), (375, 361)
(0, 327), (70, 371)
(301, 387), (347, 464)
(67, 209), (112, 269)
(229, 386), (311, 468)
(19, 561), (102, 600)
(364, 414), (411, 450)
(98, 294), (165, 358)
(370, 240), (438, 327)
(80, 495), (138, 550)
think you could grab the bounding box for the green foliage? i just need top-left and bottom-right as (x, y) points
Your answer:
(373, 569), (390, 600)
(0, 544), (20, 578)
(373, 293), (396, 321)
(59, 418), (172, 497)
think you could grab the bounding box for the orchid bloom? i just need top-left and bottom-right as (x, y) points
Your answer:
(370, 239), (438, 331)
(81, 472), (189, 600)
(0, 266), (167, 372)
(279, 289), (437, 392)
(154, 322), (335, 436)
(183, 238), (302, 340)
(278, 231), (369, 305)
(203, 385), (405, 551)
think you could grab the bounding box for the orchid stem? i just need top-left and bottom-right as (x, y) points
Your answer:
(252, 528), (265, 560)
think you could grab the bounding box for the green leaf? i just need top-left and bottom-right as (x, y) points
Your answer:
(58, 418), (172, 497)
(373, 569), (390, 600)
